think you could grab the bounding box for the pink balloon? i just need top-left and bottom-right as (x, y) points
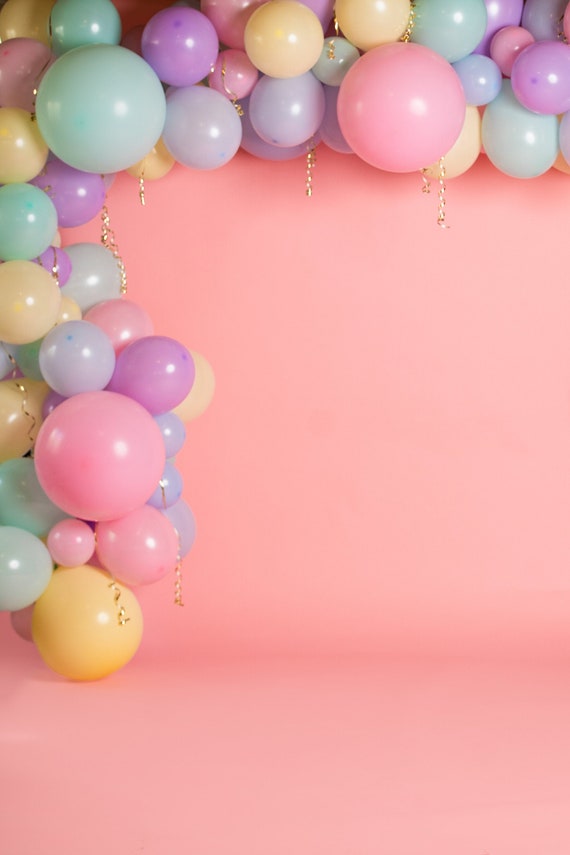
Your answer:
(84, 298), (154, 355)
(208, 49), (259, 101)
(34, 390), (166, 522)
(490, 25), (535, 77)
(337, 42), (466, 173)
(0, 38), (54, 112)
(47, 518), (96, 567)
(95, 504), (179, 586)
(201, 0), (265, 50)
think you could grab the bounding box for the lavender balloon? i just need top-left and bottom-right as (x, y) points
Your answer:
(320, 85), (352, 154)
(107, 335), (195, 415)
(142, 7), (219, 87)
(31, 158), (106, 228)
(162, 498), (196, 557)
(249, 72), (325, 148)
(154, 411), (186, 457)
(521, 0), (567, 41)
(474, 0), (524, 56)
(163, 85), (242, 169)
(147, 460), (184, 509)
(35, 245), (72, 286)
(511, 40), (570, 115)
(39, 320), (116, 397)
(240, 97), (320, 160)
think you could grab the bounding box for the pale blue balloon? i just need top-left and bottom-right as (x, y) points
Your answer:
(36, 44), (166, 173)
(51, 0), (122, 56)
(153, 411), (186, 457)
(452, 53), (502, 105)
(0, 184), (57, 261)
(312, 37), (360, 86)
(249, 73), (325, 148)
(39, 319), (116, 397)
(481, 79), (558, 178)
(163, 85), (243, 170)
(61, 243), (122, 312)
(0, 458), (68, 538)
(147, 460), (184, 509)
(0, 525), (53, 611)
(412, 0), (488, 63)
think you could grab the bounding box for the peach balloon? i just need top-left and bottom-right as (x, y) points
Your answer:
(0, 377), (49, 462)
(54, 295), (82, 325)
(0, 0), (56, 46)
(244, 0), (324, 78)
(422, 105), (482, 180)
(335, 0), (411, 51)
(126, 137), (176, 181)
(0, 107), (49, 184)
(0, 260), (61, 344)
(173, 350), (216, 422)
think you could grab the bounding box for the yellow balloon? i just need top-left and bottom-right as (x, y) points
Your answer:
(54, 295), (82, 324)
(244, 0), (324, 78)
(0, 376), (49, 462)
(335, 0), (411, 51)
(32, 565), (144, 681)
(0, 0), (56, 45)
(126, 136), (175, 181)
(173, 350), (216, 422)
(423, 105), (481, 179)
(0, 107), (49, 184)
(0, 260), (61, 344)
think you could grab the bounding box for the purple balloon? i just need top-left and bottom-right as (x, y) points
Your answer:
(0, 38), (54, 111)
(303, 0), (335, 29)
(31, 158), (106, 228)
(42, 389), (67, 419)
(163, 85), (243, 169)
(34, 245), (72, 286)
(142, 7), (219, 87)
(511, 40), (570, 115)
(39, 320), (116, 397)
(249, 73), (326, 148)
(521, 0), (568, 42)
(240, 97), (320, 161)
(474, 0), (524, 56)
(107, 335), (195, 415)
(147, 460), (184, 509)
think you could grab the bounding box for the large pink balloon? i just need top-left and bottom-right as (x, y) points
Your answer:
(34, 390), (165, 521)
(337, 42), (466, 173)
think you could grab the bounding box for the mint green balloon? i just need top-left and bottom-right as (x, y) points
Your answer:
(36, 44), (167, 173)
(51, 0), (122, 56)
(0, 525), (53, 611)
(412, 0), (488, 64)
(0, 184), (57, 261)
(0, 458), (69, 538)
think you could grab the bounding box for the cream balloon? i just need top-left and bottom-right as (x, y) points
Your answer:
(0, 107), (49, 184)
(0, 0), (56, 46)
(335, 0), (411, 51)
(173, 350), (215, 422)
(0, 260), (61, 344)
(422, 105), (481, 179)
(54, 295), (82, 325)
(127, 136), (175, 181)
(244, 0), (324, 78)
(0, 377), (49, 462)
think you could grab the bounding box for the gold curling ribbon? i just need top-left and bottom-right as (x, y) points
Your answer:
(436, 157), (449, 229)
(100, 203), (128, 294)
(305, 141), (317, 197)
(221, 56), (244, 117)
(108, 580), (130, 626)
(400, 1), (416, 43)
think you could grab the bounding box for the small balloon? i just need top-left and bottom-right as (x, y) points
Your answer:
(83, 298), (154, 355)
(50, 0), (122, 56)
(47, 518), (95, 567)
(490, 25), (535, 77)
(173, 350), (215, 421)
(0, 182), (57, 261)
(0, 525), (53, 612)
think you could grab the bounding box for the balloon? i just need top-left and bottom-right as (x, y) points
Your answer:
(54, 295), (82, 325)
(32, 564), (143, 680)
(0, 457), (68, 537)
(0, 0), (55, 47)
(201, 0), (266, 50)
(163, 85), (243, 170)
(320, 85), (353, 154)
(121, 24), (144, 56)
(0, 377), (48, 461)
(0, 345), (13, 380)
(481, 79), (558, 178)
(511, 40), (570, 115)
(142, 7), (219, 87)
(0, 525), (53, 612)
(490, 25), (534, 77)
(0, 260), (61, 345)
(239, 96), (317, 160)
(38, 319), (116, 397)
(557, 110), (570, 170)
(311, 38), (360, 87)
(162, 498), (196, 558)
(47, 518), (95, 566)
(36, 44), (166, 173)
(412, 0), (488, 63)
(34, 245), (72, 286)
(423, 105), (482, 179)
(452, 53), (502, 106)
(50, 0), (122, 56)
(173, 350), (216, 422)
(249, 72), (325, 148)
(10, 337), (44, 381)
(334, 0), (410, 51)
(337, 42), (466, 173)
(521, 0), (567, 42)
(154, 411), (186, 457)
(31, 157), (107, 228)
(34, 390), (166, 521)
(60, 243), (122, 312)
(565, 4), (570, 43)
(126, 137), (175, 182)
(84, 298), (154, 355)
(96, 504), (179, 586)
(147, 460), (184, 509)
(10, 604), (35, 641)
(0, 182), (57, 261)
(473, 0), (524, 55)
(208, 49), (259, 101)
(244, 0), (324, 78)
(0, 37), (54, 111)
(107, 335), (195, 415)
(0, 107), (49, 183)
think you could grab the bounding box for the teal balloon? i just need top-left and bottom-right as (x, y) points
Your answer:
(482, 79), (558, 178)
(36, 44), (167, 173)
(411, 0), (488, 63)
(0, 458), (69, 537)
(0, 525), (53, 611)
(11, 339), (44, 382)
(51, 0), (122, 56)
(0, 184), (57, 261)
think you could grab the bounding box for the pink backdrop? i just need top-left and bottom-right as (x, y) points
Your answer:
(4, 37), (570, 854)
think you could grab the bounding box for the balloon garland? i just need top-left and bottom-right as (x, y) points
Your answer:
(1, 0), (570, 679)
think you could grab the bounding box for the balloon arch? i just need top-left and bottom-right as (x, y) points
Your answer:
(0, 0), (568, 679)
